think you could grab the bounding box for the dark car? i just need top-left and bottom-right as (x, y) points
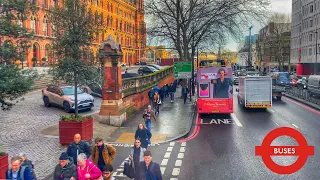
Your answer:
(122, 73), (139, 79)
(138, 66), (158, 75)
(135, 62), (147, 65)
(82, 83), (102, 97)
(147, 64), (163, 70)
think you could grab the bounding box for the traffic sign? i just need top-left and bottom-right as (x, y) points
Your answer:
(174, 62), (192, 79)
(255, 127), (314, 174)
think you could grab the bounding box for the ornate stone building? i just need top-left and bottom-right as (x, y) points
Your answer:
(4, 0), (146, 67)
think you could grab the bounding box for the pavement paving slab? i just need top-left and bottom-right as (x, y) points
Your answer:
(105, 86), (195, 143)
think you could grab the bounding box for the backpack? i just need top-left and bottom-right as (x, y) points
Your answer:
(7, 166), (26, 180)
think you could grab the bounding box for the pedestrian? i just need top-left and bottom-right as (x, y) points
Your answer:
(143, 105), (157, 131)
(153, 91), (161, 115)
(91, 137), (117, 172)
(135, 123), (152, 149)
(53, 152), (77, 180)
(148, 88), (155, 108)
(182, 85), (189, 104)
(6, 156), (33, 180)
(125, 68), (128, 73)
(77, 153), (102, 180)
(101, 165), (115, 180)
(66, 133), (92, 165)
(163, 84), (168, 98)
(168, 83), (175, 103)
(134, 150), (162, 180)
(159, 86), (164, 102)
(19, 153), (37, 180)
(129, 138), (147, 170)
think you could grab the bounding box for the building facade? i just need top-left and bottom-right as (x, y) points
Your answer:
(145, 45), (173, 63)
(291, 0), (320, 75)
(5, 0), (146, 67)
(257, 22), (291, 70)
(237, 34), (258, 68)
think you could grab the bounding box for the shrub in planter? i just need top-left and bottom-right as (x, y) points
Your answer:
(59, 114), (93, 145)
(41, 57), (47, 62)
(0, 145), (8, 179)
(32, 57), (38, 67)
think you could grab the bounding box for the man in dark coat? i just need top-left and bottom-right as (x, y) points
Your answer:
(66, 133), (92, 165)
(168, 83), (175, 103)
(6, 156), (33, 180)
(53, 152), (77, 180)
(135, 150), (162, 180)
(182, 85), (189, 104)
(213, 68), (232, 98)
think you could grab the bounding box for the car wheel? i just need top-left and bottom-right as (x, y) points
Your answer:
(43, 96), (51, 107)
(63, 101), (71, 113)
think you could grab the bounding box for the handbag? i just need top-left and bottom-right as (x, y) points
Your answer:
(123, 159), (135, 179)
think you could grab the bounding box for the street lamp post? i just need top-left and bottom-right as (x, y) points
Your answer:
(248, 26), (253, 69)
(315, 31), (318, 75)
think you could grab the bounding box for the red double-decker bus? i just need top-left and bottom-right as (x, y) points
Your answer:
(196, 65), (233, 114)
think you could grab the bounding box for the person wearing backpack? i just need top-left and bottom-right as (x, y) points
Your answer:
(91, 137), (117, 172)
(6, 156), (33, 180)
(19, 153), (37, 180)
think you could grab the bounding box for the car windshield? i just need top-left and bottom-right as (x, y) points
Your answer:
(150, 64), (162, 69)
(61, 87), (83, 95)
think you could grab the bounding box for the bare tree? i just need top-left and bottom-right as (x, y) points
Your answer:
(262, 13), (291, 71)
(146, 0), (270, 63)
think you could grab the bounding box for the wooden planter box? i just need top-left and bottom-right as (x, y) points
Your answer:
(59, 118), (93, 145)
(0, 154), (9, 179)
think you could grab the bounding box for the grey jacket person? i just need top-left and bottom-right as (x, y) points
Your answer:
(129, 147), (146, 162)
(53, 158), (77, 180)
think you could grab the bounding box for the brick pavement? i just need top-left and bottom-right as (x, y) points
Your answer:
(0, 90), (102, 180)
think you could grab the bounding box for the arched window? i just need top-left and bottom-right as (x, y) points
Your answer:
(94, 0), (98, 6)
(43, 15), (48, 36)
(45, 44), (51, 63)
(33, 42), (40, 61)
(31, 17), (36, 32)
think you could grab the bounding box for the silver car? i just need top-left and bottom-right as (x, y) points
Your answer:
(42, 85), (94, 112)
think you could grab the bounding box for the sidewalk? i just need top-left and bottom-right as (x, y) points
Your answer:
(105, 85), (195, 144)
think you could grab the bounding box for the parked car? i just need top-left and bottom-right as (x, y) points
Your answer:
(135, 62), (147, 65)
(42, 85), (94, 113)
(147, 64), (163, 70)
(138, 66), (158, 75)
(307, 75), (320, 96)
(122, 72), (139, 79)
(82, 83), (102, 98)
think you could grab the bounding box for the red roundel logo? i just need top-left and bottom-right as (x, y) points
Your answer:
(255, 127), (314, 174)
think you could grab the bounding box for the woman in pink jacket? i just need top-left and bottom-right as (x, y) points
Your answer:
(77, 153), (102, 180)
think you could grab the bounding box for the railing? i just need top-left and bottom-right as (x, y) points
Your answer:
(285, 87), (320, 105)
(121, 66), (174, 97)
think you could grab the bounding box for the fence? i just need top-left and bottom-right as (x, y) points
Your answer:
(285, 87), (320, 105)
(121, 66), (174, 97)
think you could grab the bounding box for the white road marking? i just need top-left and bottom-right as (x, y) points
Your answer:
(170, 142), (175, 146)
(172, 168), (180, 176)
(292, 124), (299, 128)
(170, 178), (178, 180)
(167, 147), (173, 152)
(177, 153), (184, 159)
(164, 152), (171, 158)
(161, 159), (168, 166)
(270, 109), (275, 112)
(175, 160), (182, 166)
(160, 167), (166, 175)
(181, 142), (187, 146)
(275, 122), (280, 126)
(179, 147), (186, 152)
(231, 113), (243, 127)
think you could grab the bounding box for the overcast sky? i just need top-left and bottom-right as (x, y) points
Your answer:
(226, 0), (292, 51)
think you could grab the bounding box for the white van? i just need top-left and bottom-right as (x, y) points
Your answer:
(307, 75), (320, 96)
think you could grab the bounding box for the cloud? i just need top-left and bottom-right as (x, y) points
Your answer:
(271, 0), (292, 14)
